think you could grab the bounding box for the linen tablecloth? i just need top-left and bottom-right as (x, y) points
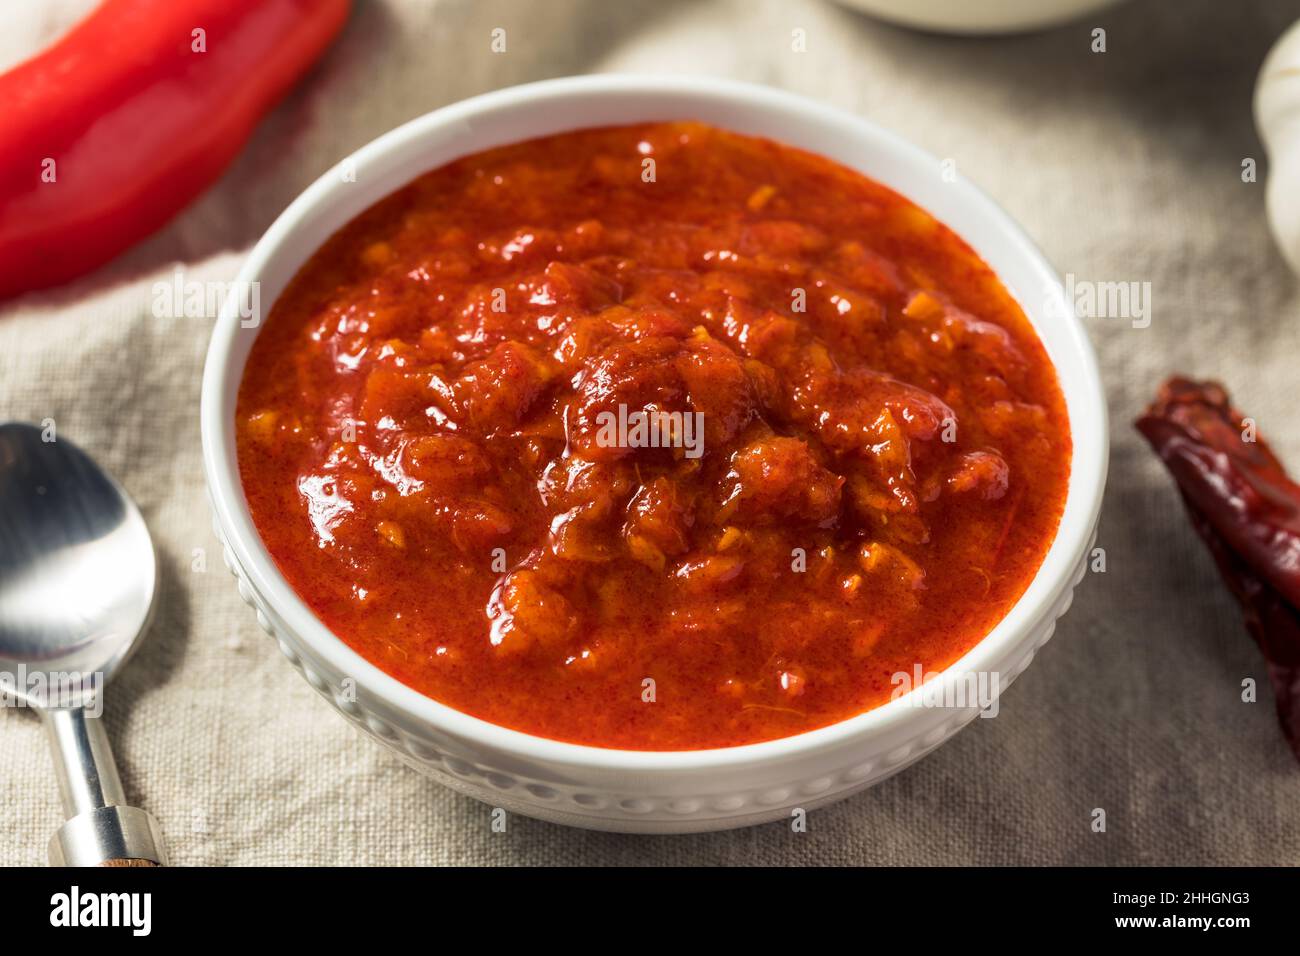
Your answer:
(3, 0), (1299, 865)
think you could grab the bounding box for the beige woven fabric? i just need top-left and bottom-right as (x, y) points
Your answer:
(3, 0), (1300, 866)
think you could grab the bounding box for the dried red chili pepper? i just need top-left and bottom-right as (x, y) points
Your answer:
(1183, 497), (1300, 760)
(0, 0), (352, 299)
(1137, 376), (1300, 761)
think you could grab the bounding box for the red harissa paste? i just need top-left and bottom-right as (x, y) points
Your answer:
(236, 122), (1071, 750)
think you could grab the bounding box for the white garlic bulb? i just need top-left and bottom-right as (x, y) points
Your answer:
(1255, 19), (1300, 274)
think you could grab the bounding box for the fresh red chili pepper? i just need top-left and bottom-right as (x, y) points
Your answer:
(1137, 377), (1300, 762)
(0, 0), (352, 299)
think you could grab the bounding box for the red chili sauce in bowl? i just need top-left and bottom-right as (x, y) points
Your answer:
(236, 122), (1071, 750)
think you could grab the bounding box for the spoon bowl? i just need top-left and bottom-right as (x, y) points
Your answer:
(0, 423), (156, 706)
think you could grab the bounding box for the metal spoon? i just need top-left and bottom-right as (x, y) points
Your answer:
(0, 422), (167, 866)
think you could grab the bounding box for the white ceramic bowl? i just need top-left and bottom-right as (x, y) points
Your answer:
(201, 75), (1107, 833)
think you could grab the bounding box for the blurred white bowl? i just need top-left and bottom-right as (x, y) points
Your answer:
(832, 0), (1125, 34)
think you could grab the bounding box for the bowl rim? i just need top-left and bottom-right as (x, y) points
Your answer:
(201, 73), (1108, 773)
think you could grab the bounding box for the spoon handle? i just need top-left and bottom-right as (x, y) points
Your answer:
(42, 707), (167, 867)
